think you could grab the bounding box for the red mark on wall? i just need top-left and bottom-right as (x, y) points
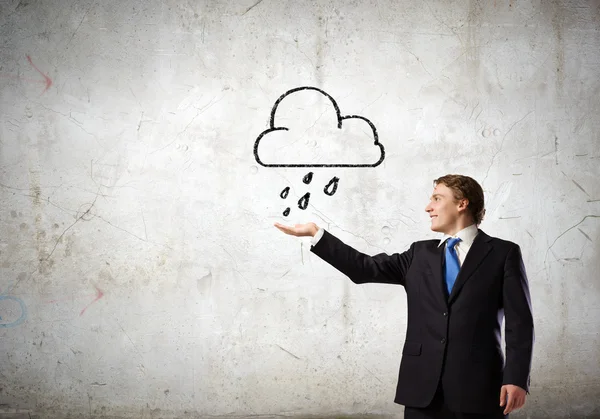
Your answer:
(26, 55), (52, 93)
(79, 286), (104, 316)
(0, 55), (52, 94)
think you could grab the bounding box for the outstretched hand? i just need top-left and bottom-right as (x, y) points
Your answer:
(274, 222), (319, 237)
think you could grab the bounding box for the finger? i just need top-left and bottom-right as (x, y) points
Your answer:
(516, 394), (526, 410)
(515, 399), (523, 411)
(503, 393), (510, 414)
(499, 387), (507, 406)
(274, 223), (296, 235)
(504, 392), (515, 414)
(512, 396), (521, 412)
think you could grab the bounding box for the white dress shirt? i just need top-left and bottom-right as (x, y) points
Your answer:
(437, 224), (479, 266)
(310, 227), (325, 245)
(311, 224), (479, 267)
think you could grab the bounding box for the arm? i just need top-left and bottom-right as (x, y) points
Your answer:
(502, 244), (534, 391)
(310, 229), (414, 286)
(274, 222), (414, 286)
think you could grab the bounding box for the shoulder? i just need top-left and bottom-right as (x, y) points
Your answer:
(412, 238), (441, 249)
(480, 230), (521, 251)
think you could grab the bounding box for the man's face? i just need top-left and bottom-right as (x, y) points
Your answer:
(425, 183), (465, 234)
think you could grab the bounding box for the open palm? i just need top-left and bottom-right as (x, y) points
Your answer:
(274, 222), (318, 237)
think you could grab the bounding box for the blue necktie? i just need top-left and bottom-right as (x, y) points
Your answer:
(444, 237), (462, 294)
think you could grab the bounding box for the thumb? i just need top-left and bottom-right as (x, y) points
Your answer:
(499, 386), (507, 406)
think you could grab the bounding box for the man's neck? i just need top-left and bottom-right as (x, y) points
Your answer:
(443, 221), (476, 237)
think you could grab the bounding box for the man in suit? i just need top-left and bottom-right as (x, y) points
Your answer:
(274, 174), (534, 419)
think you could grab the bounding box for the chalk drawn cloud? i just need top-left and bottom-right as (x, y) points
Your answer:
(254, 87), (385, 167)
(0, 295), (27, 328)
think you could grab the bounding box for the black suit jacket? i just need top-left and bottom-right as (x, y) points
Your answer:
(310, 229), (534, 414)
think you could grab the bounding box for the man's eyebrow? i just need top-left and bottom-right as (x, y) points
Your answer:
(432, 194), (443, 198)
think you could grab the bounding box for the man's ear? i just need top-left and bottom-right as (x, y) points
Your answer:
(458, 199), (469, 212)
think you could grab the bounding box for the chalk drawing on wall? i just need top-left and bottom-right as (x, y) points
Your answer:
(0, 295), (27, 328)
(254, 86), (384, 216)
(279, 172), (341, 217)
(26, 55), (53, 94)
(253, 86), (385, 168)
(0, 55), (53, 94)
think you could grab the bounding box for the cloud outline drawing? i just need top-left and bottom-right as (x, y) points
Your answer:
(253, 86), (385, 168)
(0, 295), (27, 328)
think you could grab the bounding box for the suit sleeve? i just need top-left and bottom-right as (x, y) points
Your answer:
(310, 229), (414, 286)
(502, 244), (534, 391)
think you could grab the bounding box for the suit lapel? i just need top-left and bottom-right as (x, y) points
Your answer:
(448, 230), (493, 305)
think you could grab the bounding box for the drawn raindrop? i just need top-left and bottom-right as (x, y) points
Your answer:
(303, 172), (314, 184)
(298, 192), (310, 210)
(324, 177), (340, 196)
(280, 186), (291, 216)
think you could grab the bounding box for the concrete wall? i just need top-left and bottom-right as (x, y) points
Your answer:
(1, 0), (599, 417)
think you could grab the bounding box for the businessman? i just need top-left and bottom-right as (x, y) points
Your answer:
(274, 174), (534, 419)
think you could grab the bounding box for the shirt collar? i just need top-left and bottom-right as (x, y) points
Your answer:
(437, 224), (479, 247)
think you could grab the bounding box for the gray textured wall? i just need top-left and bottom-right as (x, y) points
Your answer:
(1, 0), (599, 418)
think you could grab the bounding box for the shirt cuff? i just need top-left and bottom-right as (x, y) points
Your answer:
(310, 227), (324, 245)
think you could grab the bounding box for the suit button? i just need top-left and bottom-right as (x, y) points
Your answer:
(441, 338), (446, 344)
(443, 312), (448, 316)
